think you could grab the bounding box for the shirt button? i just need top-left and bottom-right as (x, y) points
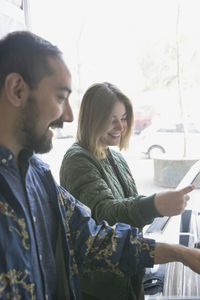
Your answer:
(1, 158), (7, 164)
(33, 216), (37, 222)
(39, 254), (42, 261)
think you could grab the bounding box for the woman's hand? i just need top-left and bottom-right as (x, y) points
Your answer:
(154, 185), (194, 216)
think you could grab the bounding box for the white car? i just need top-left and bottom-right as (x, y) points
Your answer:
(139, 122), (200, 159)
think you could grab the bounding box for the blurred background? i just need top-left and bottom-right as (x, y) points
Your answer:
(1, 0), (200, 193)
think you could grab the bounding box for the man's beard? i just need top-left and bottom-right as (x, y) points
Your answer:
(16, 96), (63, 154)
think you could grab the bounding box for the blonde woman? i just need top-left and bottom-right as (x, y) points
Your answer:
(60, 82), (193, 300)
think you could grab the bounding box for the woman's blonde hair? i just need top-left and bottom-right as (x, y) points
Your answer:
(77, 82), (134, 159)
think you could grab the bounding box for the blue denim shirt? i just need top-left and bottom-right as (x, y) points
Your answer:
(0, 146), (155, 299)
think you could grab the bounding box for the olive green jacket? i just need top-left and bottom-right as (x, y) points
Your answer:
(60, 142), (160, 300)
(60, 142), (160, 228)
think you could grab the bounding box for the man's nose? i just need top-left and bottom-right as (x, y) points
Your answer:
(62, 101), (74, 122)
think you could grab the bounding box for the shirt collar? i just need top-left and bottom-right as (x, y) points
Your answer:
(0, 146), (14, 166)
(0, 146), (33, 167)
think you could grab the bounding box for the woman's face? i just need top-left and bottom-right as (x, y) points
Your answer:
(101, 101), (127, 148)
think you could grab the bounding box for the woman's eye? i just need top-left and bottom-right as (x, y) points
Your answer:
(120, 117), (127, 122)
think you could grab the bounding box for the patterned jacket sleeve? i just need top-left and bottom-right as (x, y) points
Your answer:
(57, 186), (155, 277)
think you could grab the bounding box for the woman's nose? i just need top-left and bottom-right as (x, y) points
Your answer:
(115, 120), (123, 130)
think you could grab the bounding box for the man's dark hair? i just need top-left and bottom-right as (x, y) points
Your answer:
(0, 31), (62, 90)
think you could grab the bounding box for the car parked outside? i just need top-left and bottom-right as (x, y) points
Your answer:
(139, 122), (200, 159)
(134, 118), (152, 134)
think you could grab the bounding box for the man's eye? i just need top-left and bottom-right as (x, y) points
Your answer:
(58, 95), (67, 101)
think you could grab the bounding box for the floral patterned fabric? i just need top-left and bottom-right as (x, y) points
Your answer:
(0, 146), (155, 299)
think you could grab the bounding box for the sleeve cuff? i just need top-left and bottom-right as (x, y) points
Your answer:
(137, 194), (162, 220)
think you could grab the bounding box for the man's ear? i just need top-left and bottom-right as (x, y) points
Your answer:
(4, 73), (29, 107)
